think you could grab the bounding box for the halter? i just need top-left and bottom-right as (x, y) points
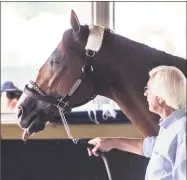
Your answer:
(22, 25), (112, 180)
(23, 49), (97, 113)
(24, 24), (104, 112)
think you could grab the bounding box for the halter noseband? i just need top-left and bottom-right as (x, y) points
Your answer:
(23, 49), (97, 112)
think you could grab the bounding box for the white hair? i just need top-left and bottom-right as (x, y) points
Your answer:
(149, 65), (186, 109)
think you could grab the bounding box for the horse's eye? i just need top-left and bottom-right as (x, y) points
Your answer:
(52, 59), (59, 64)
(50, 59), (60, 66)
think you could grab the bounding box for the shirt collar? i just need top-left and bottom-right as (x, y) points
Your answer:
(159, 108), (187, 129)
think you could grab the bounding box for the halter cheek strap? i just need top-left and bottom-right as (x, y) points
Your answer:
(23, 24), (105, 111)
(23, 49), (97, 111)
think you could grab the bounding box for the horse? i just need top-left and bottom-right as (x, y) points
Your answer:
(17, 10), (186, 141)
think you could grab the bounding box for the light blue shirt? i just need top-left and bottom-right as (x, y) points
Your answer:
(143, 108), (186, 180)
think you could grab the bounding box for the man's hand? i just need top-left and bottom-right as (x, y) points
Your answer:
(87, 137), (115, 156)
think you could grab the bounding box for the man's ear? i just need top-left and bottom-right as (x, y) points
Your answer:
(70, 10), (80, 35)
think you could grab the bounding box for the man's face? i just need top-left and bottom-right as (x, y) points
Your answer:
(6, 91), (20, 110)
(1, 92), (18, 111)
(144, 76), (161, 114)
(7, 98), (18, 110)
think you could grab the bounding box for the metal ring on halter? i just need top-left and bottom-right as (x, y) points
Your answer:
(56, 98), (71, 112)
(57, 98), (65, 106)
(81, 65), (94, 72)
(86, 50), (96, 57)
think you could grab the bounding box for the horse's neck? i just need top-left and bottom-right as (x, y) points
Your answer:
(108, 79), (159, 137)
(98, 32), (185, 137)
(100, 33), (166, 136)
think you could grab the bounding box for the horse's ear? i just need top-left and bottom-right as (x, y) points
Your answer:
(70, 10), (80, 34)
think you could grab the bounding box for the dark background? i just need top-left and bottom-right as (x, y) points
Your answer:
(2, 139), (149, 180)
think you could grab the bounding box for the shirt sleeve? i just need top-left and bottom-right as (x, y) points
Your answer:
(142, 136), (157, 158)
(173, 132), (186, 180)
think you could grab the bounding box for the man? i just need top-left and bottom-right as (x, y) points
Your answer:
(1, 81), (22, 110)
(88, 65), (186, 180)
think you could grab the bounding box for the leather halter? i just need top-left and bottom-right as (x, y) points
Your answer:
(23, 50), (97, 112)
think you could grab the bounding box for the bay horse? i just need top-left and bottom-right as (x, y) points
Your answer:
(17, 10), (186, 141)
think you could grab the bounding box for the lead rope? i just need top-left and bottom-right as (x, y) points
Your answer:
(57, 105), (112, 180)
(57, 105), (79, 144)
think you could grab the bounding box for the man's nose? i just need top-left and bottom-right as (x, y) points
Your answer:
(144, 90), (148, 96)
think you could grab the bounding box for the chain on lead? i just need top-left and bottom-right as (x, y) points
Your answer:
(57, 106), (79, 144)
(30, 81), (45, 96)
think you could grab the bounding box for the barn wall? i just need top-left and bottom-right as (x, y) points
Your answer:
(2, 139), (149, 180)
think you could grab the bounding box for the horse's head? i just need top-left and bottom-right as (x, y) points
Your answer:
(17, 10), (106, 140)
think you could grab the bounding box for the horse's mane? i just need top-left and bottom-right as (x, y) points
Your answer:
(82, 25), (185, 61)
(104, 28), (185, 60)
(103, 28), (186, 75)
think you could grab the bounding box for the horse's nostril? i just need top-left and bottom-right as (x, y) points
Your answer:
(17, 106), (23, 119)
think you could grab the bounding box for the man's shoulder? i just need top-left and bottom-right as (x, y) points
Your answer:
(167, 115), (186, 144)
(162, 114), (185, 142)
(171, 113), (186, 133)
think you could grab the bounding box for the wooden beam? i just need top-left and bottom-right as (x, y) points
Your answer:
(1, 123), (142, 139)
